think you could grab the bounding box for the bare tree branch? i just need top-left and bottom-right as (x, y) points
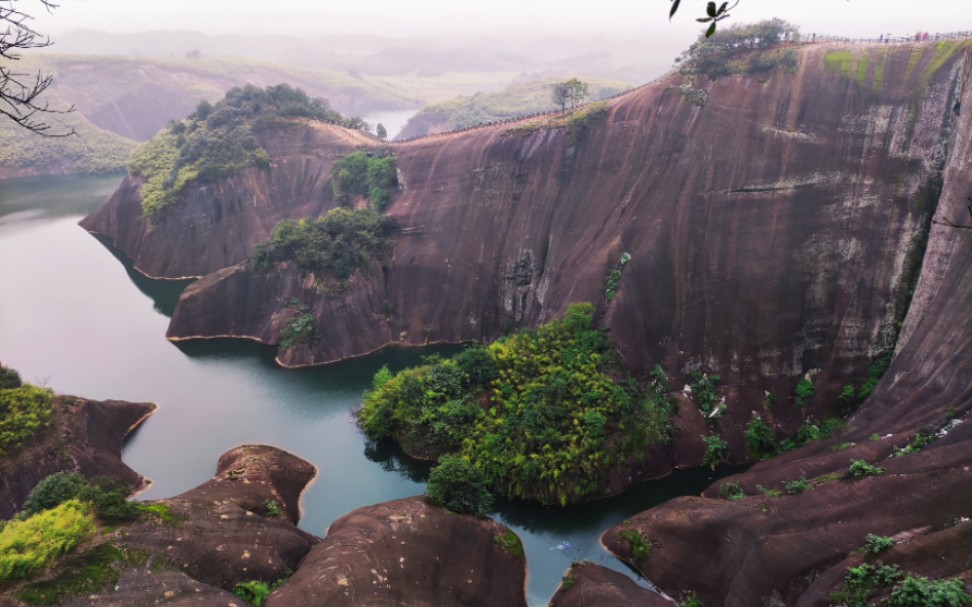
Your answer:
(0, 0), (75, 136)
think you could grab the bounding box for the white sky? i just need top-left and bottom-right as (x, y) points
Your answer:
(29, 0), (972, 39)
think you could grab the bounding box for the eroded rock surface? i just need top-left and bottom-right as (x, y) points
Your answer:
(0, 395), (155, 519)
(549, 562), (673, 607)
(603, 40), (972, 606)
(120, 445), (319, 590)
(265, 496), (527, 607)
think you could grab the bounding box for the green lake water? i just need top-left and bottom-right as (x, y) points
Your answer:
(0, 173), (737, 605)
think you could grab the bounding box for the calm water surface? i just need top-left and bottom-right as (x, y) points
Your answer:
(0, 174), (735, 605)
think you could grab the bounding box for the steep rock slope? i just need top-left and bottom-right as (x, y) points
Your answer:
(602, 43), (972, 606)
(81, 121), (378, 278)
(89, 41), (967, 433)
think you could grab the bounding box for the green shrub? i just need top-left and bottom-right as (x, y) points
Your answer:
(493, 530), (524, 558)
(135, 503), (177, 522)
(849, 459), (885, 478)
(360, 303), (674, 506)
(252, 208), (397, 283)
(617, 529), (652, 559)
(77, 477), (138, 522)
(701, 434), (728, 469)
(886, 575), (972, 607)
(838, 384), (857, 407)
(0, 364), (22, 389)
(862, 534), (894, 555)
(718, 481), (745, 500)
(0, 500), (95, 583)
(832, 562), (903, 606)
(604, 252), (631, 301)
(677, 19), (800, 79)
(426, 455), (494, 515)
(23, 472), (86, 516)
(794, 378), (815, 406)
(280, 313), (317, 349)
(745, 417), (777, 459)
(783, 476), (810, 495)
(690, 371), (721, 414)
(856, 351), (893, 404)
(264, 500), (280, 518)
(679, 593), (705, 607)
(0, 383), (54, 455)
(331, 150), (398, 211)
(233, 580), (272, 606)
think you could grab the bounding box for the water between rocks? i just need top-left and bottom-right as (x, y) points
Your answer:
(0, 173), (739, 605)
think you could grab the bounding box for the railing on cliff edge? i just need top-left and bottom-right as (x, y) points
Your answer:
(309, 30), (972, 146)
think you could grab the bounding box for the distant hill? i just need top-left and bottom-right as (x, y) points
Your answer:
(397, 77), (633, 139)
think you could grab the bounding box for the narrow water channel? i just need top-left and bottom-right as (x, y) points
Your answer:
(0, 174), (737, 605)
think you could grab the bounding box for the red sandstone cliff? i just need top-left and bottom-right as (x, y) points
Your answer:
(85, 40), (968, 451)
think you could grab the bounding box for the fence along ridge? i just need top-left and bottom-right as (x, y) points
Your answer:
(323, 30), (970, 145)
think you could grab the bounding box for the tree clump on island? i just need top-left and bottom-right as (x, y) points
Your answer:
(129, 83), (367, 218)
(676, 18), (800, 79)
(359, 303), (674, 507)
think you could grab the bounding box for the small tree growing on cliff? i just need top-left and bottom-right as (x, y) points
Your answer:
(376, 123), (387, 140)
(551, 78), (589, 113)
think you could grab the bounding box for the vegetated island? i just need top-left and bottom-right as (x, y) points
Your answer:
(360, 302), (674, 507)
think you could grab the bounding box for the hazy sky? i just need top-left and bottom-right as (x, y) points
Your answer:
(31, 0), (972, 39)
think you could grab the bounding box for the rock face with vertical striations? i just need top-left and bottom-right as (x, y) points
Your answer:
(602, 40), (972, 605)
(85, 41), (970, 448)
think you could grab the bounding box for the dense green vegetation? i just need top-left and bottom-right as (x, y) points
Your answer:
(701, 434), (728, 469)
(13, 542), (143, 606)
(425, 455), (494, 515)
(130, 84), (357, 217)
(689, 371), (722, 414)
(0, 381), (54, 455)
(331, 150), (398, 211)
(676, 19), (800, 79)
(251, 208), (397, 286)
(831, 561), (971, 607)
(617, 529), (652, 559)
(234, 577), (289, 606)
(359, 303), (674, 506)
(0, 500), (95, 583)
(848, 459), (885, 478)
(745, 417), (777, 459)
(0, 110), (135, 175)
(280, 312), (318, 349)
(23, 473), (139, 523)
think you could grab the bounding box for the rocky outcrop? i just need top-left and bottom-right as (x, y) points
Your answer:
(0, 395), (156, 519)
(549, 563), (673, 607)
(91, 41), (966, 439)
(80, 121), (379, 278)
(601, 41), (972, 606)
(264, 496), (527, 607)
(119, 445), (319, 590)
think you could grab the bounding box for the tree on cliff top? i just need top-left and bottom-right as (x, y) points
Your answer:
(0, 0), (75, 135)
(676, 18), (800, 78)
(551, 78), (589, 113)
